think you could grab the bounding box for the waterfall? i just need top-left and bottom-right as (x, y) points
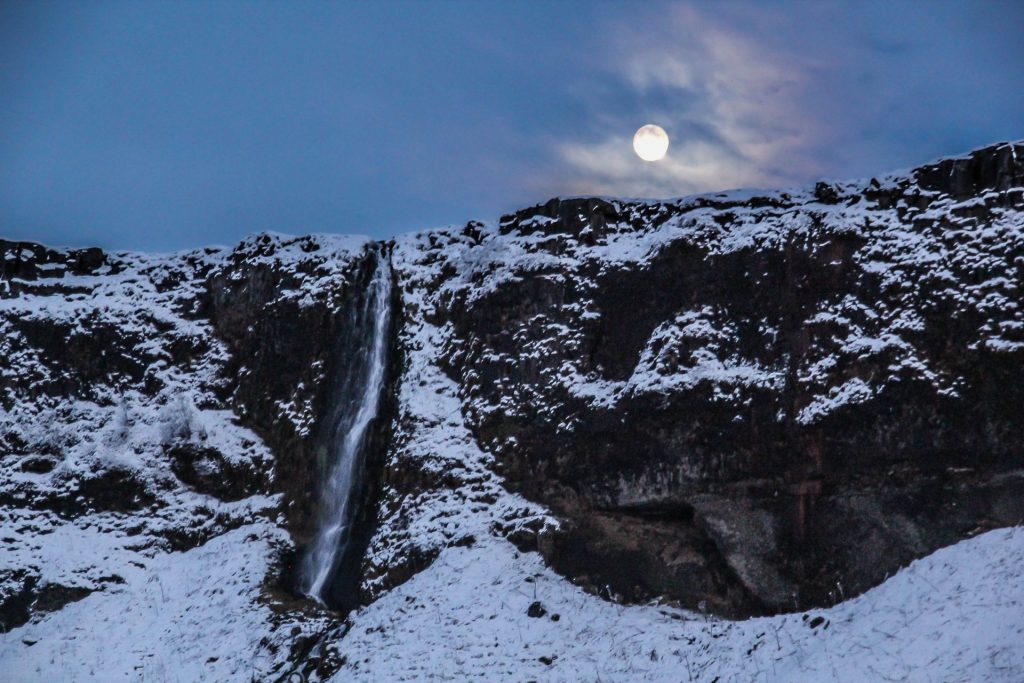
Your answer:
(299, 246), (392, 605)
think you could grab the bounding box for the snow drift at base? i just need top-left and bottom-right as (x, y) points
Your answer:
(0, 525), (1021, 682)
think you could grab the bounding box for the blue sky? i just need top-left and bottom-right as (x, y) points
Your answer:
(2, 0), (1022, 250)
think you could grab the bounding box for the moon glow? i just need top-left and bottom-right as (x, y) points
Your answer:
(633, 124), (669, 161)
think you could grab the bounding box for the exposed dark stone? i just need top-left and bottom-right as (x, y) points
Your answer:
(915, 142), (1024, 198)
(32, 583), (93, 614)
(0, 241), (108, 284)
(436, 140), (1024, 616)
(19, 456), (56, 474)
(500, 197), (622, 241)
(0, 570), (37, 631)
(360, 543), (440, 607)
(64, 466), (155, 515)
(813, 181), (841, 204)
(527, 601), (547, 618)
(167, 442), (267, 502)
(6, 316), (149, 404)
(0, 461), (157, 521)
(0, 571), (94, 632)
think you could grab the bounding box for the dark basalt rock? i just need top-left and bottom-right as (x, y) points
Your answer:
(0, 241), (108, 284)
(0, 465), (158, 519)
(167, 442), (265, 502)
(0, 570), (37, 631)
(19, 456), (56, 474)
(813, 181), (841, 204)
(500, 197), (621, 240)
(31, 583), (94, 614)
(0, 571), (94, 631)
(915, 142), (1024, 198)
(437, 141), (1024, 616)
(8, 316), (150, 401)
(71, 466), (156, 513)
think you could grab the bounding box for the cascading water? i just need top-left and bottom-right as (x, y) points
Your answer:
(299, 247), (392, 605)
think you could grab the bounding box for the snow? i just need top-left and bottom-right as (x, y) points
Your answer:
(797, 378), (874, 425)
(335, 527), (1024, 682)
(0, 524), (310, 682)
(625, 310), (783, 399)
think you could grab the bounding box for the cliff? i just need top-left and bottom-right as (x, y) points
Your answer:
(1, 141), (1022, 681)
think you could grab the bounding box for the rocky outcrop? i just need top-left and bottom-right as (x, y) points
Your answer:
(206, 234), (373, 535)
(417, 141), (1024, 616)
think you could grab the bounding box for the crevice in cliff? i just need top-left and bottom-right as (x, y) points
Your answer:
(329, 242), (403, 615)
(291, 242), (401, 614)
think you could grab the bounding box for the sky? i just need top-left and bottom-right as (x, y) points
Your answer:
(1, 1), (1022, 251)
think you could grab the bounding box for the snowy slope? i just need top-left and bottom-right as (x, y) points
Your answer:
(0, 524), (299, 682)
(3, 519), (1020, 682)
(338, 526), (1024, 682)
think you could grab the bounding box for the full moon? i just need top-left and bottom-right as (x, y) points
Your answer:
(633, 124), (669, 161)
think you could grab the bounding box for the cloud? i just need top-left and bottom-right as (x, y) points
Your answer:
(556, 2), (830, 198)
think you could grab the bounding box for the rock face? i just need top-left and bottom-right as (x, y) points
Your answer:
(205, 234), (397, 549)
(0, 142), (1023, 676)
(340, 141), (1024, 620)
(422, 142), (1024, 615)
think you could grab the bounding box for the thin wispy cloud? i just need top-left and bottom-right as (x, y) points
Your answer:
(558, 3), (828, 198)
(1, 1), (1020, 247)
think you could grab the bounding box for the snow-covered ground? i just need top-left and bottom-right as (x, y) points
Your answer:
(0, 524), (293, 682)
(2, 516), (1015, 679)
(4, 523), (1018, 681)
(339, 525), (1024, 682)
